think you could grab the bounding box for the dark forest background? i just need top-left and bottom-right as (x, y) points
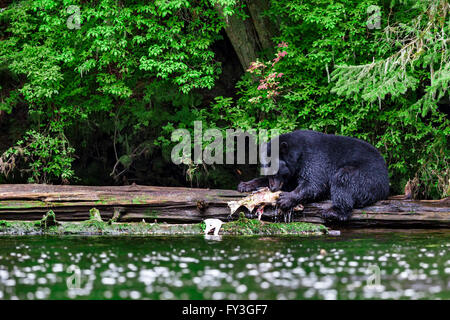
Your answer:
(0, 0), (448, 199)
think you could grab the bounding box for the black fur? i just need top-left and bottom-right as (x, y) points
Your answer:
(237, 130), (389, 222)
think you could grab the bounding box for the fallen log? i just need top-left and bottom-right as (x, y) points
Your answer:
(0, 184), (449, 228)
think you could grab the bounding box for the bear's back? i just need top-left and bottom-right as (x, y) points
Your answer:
(284, 130), (386, 167)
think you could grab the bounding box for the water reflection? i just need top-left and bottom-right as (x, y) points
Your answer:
(204, 235), (222, 241)
(0, 230), (448, 299)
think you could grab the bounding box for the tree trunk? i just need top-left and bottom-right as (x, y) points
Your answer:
(215, 0), (278, 70)
(245, 0), (278, 51)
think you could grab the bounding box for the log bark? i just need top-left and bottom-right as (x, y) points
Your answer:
(0, 184), (449, 228)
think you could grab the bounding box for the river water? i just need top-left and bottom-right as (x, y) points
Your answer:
(0, 229), (448, 299)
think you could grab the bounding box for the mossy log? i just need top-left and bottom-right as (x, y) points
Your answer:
(0, 217), (327, 236)
(0, 184), (449, 228)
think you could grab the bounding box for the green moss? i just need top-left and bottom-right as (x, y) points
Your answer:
(0, 220), (12, 227)
(221, 213), (327, 235)
(89, 208), (102, 221)
(77, 208), (108, 232)
(0, 214), (327, 236)
(0, 200), (48, 209)
(0, 220), (41, 234)
(131, 195), (152, 205)
(38, 210), (59, 229)
(143, 208), (159, 220)
(82, 220), (107, 230)
(95, 195), (118, 204)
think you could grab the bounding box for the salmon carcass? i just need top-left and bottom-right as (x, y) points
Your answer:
(228, 187), (304, 220)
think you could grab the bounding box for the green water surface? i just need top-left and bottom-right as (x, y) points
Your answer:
(0, 229), (448, 299)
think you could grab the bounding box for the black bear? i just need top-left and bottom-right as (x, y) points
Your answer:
(237, 130), (389, 222)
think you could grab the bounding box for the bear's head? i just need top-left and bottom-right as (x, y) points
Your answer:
(260, 139), (293, 192)
(267, 158), (291, 191)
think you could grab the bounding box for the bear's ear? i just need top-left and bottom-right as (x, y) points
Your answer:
(280, 141), (289, 155)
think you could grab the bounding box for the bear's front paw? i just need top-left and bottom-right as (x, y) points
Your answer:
(277, 192), (297, 210)
(237, 181), (256, 193)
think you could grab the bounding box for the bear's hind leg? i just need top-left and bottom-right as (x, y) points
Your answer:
(322, 166), (359, 222)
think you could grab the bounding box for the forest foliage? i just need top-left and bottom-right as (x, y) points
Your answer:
(0, 0), (448, 198)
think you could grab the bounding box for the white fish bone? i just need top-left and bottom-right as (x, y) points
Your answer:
(203, 218), (224, 236)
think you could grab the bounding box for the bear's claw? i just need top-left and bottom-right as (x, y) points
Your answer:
(277, 192), (297, 210)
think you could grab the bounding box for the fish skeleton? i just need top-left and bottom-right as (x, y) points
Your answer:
(228, 187), (304, 220)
